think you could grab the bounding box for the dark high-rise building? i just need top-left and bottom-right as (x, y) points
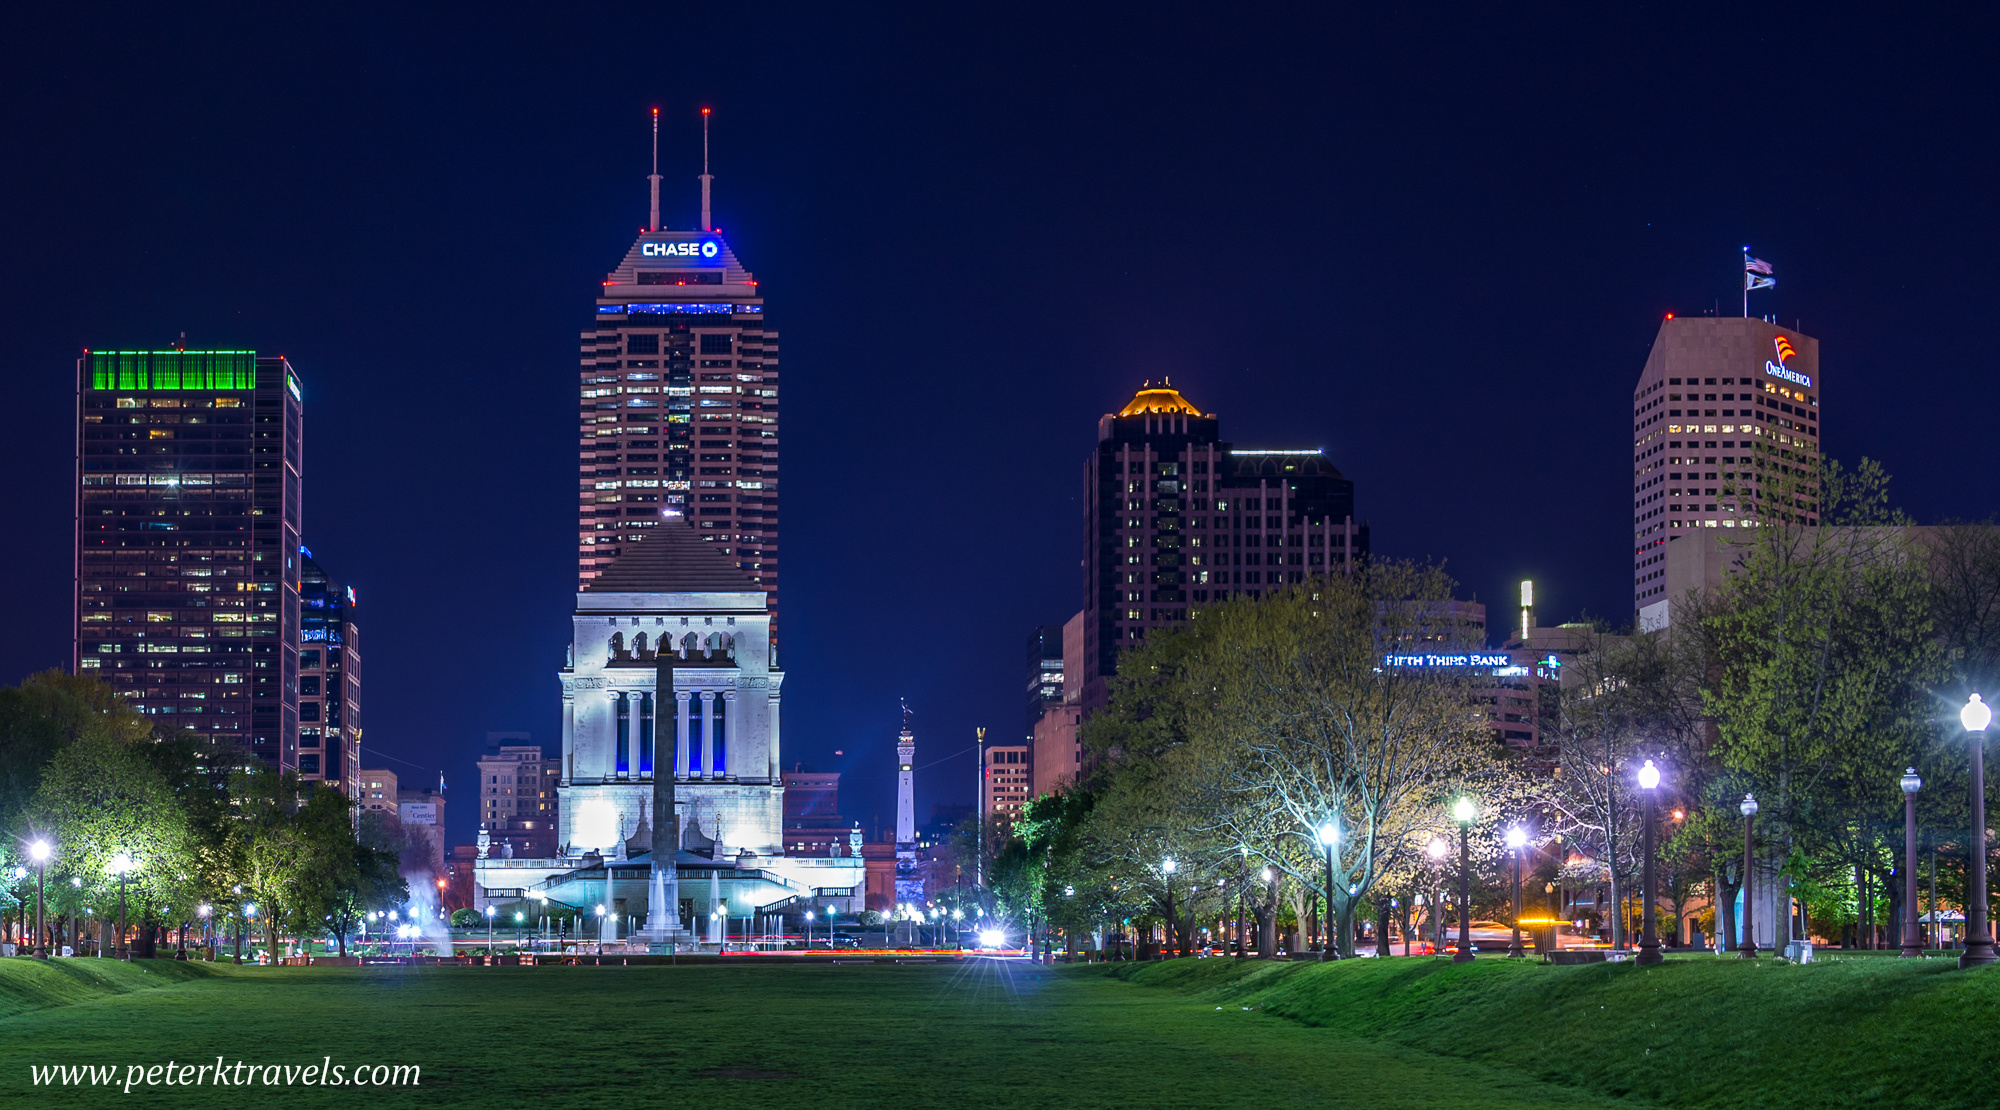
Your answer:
(74, 349), (304, 768)
(1025, 624), (1065, 739)
(577, 144), (779, 627)
(298, 550), (360, 797)
(1082, 384), (1368, 715)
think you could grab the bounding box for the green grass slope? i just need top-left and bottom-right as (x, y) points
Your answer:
(0, 961), (1633, 1109)
(0, 957), (221, 1019)
(1093, 955), (2000, 1110)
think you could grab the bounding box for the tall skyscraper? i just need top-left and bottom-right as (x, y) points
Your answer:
(1630, 317), (1820, 626)
(578, 125), (779, 630)
(1081, 384), (1368, 715)
(75, 349), (304, 769)
(298, 551), (360, 797)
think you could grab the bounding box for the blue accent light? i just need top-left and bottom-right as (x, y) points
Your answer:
(599, 303), (760, 315)
(712, 692), (726, 775)
(639, 692), (654, 775)
(615, 693), (630, 775)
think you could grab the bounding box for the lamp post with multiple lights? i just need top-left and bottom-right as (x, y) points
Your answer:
(1636, 760), (1663, 965)
(1901, 767), (1924, 958)
(1959, 695), (1996, 967)
(1317, 824), (1339, 961)
(1452, 798), (1475, 963)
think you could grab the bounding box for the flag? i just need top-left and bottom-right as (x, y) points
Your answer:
(1744, 256), (1774, 275)
(1745, 271), (1776, 292)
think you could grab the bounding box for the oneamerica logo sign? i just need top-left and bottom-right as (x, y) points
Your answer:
(1764, 336), (1811, 388)
(642, 241), (720, 259)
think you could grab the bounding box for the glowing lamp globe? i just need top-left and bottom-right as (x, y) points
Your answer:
(1426, 837), (1448, 860)
(1740, 793), (1759, 818)
(1317, 823), (1339, 846)
(1638, 760), (1661, 790)
(1451, 797), (1476, 824)
(1964, 694), (1992, 733)
(1504, 827), (1527, 850)
(1901, 768), (1922, 795)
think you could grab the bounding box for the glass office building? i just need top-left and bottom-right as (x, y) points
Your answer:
(74, 349), (304, 769)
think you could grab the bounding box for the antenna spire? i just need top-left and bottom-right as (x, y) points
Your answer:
(700, 107), (713, 233)
(647, 108), (662, 233)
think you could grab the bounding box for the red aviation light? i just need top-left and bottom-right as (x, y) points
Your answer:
(1664, 312), (1675, 320)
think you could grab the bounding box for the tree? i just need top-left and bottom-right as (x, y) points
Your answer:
(1185, 563), (1512, 957)
(1697, 458), (1940, 944)
(30, 733), (197, 952)
(232, 768), (363, 957)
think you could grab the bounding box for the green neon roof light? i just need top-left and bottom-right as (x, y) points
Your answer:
(87, 350), (257, 391)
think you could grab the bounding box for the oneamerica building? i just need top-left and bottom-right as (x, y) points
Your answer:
(1627, 317), (1821, 625)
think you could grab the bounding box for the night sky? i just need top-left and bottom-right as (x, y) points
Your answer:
(4, 6), (1997, 847)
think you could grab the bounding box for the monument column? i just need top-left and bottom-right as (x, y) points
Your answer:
(722, 690), (739, 778)
(641, 649), (683, 946)
(676, 685), (691, 779)
(700, 692), (716, 781)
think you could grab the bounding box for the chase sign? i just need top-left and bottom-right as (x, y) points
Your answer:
(642, 240), (720, 259)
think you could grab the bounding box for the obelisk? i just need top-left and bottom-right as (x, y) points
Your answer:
(641, 648), (684, 947)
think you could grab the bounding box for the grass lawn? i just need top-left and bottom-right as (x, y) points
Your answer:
(0, 956), (1629, 1110)
(3, 953), (1991, 1109)
(1100, 952), (2000, 1110)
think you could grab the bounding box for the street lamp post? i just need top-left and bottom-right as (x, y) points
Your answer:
(1452, 798), (1475, 963)
(1425, 837), (1448, 954)
(1959, 695), (1997, 967)
(1901, 768), (1924, 959)
(1162, 859), (1177, 960)
(109, 853), (135, 960)
(1317, 824), (1339, 961)
(1636, 760), (1663, 965)
(485, 904), (495, 957)
(29, 840), (51, 960)
(1504, 827), (1527, 958)
(1738, 794), (1758, 958)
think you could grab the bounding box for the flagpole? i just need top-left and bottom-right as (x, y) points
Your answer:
(1743, 249), (1749, 317)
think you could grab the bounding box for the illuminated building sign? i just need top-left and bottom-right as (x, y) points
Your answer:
(641, 240), (720, 259)
(87, 350), (256, 391)
(286, 371), (303, 402)
(1764, 336), (1811, 387)
(1383, 652), (1513, 668)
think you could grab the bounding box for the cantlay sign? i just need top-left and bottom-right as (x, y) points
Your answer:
(1764, 336), (1811, 388)
(642, 240), (721, 259)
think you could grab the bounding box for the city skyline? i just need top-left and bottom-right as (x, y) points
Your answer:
(4, 9), (1998, 845)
